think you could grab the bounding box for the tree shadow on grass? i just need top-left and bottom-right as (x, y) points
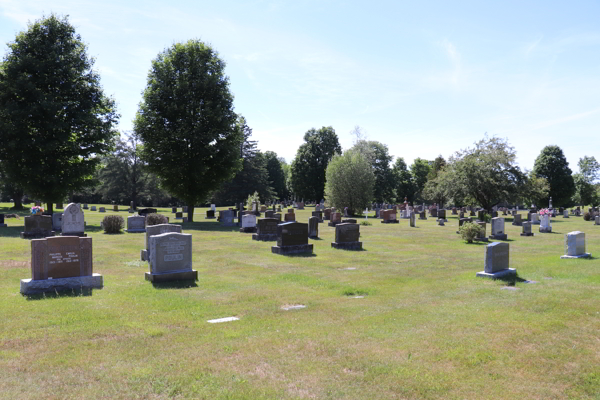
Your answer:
(25, 288), (96, 300)
(278, 253), (317, 258)
(177, 221), (241, 233)
(310, 237), (323, 240)
(0, 226), (24, 238)
(151, 280), (198, 289)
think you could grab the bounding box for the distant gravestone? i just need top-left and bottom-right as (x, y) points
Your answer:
(311, 211), (323, 222)
(271, 222), (313, 255)
(381, 210), (398, 224)
(240, 214), (257, 233)
(419, 211), (426, 220)
(452, 207), (457, 215)
(146, 232), (197, 282)
(520, 221), (534, 236)
(561, 231), (591, 259)
(220, 210), (235, 227)
(476, 242), (516, 279)
(182, 206), (188, 213)
(20, 236), (102, 294)
(141, 223), (182, 261)
(296, 202), (305, 210)
(265, 210), (275, 218)
(539, 215), (552, 233)
(323, 208), (331, 220)
(284, 211), (296, 222)
(531, 213), (540, 225)
(126, 215), (146, 233)
(172, 207), (177, 213)
(332, 223), (362, 250)
(252, 218), (279, 241)
(438, 209), (447, 222)
(474, 221), (488, 242)
(175, 212), (183, 219)
(512, 214), (522, 226)
(410, 212), (416, 227)
(137, 208), (157, 216)
(457, 217), (471, 234)
(206, 209), (215, 219)
(308, 216), (319, 239)
(91, 206), (97, 211)
(113, 205), (118, 212)
(489, 217), (507, 240)
(477, 210), (485, 221)
(52, 213), (63, 232)
(437, 218), (445, 226)
(20, 215), (55, 239)
(328, 212), (342, 227)
(596, 216), (600, 225)
(563, 210), (569, 218)
(83, 204), (88, 210)
(62, 203), (86, 236)
(99, 207), (105, 213)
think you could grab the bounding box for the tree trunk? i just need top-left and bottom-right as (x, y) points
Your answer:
(187, 205), (194, 222)
(11, 188), (24, 210)
(46, 202), (54, 215)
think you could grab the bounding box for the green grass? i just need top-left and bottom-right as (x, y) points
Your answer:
(1, 204), (599, 399)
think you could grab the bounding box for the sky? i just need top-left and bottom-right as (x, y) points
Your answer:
(1, 0), (599, 171)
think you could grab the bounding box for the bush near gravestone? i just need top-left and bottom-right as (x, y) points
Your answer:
(459, 222), (484, 243)
(145, 213), (168, 226)
(583, 212), (591, 221)
(102, 215), (124, 234)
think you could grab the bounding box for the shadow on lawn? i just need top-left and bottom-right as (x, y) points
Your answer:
(176, 221), (242, 233)
(25, 288), (96, 300)
(497, 274), (527, 286)
(151, 280), (198, 289)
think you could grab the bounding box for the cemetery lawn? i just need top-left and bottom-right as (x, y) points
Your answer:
(1, 204), (599, 400)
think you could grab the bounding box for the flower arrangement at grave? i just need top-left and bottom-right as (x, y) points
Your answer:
(31, 206), (44, 215)
(539, 208), (551, 216)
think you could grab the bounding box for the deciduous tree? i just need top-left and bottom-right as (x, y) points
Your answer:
(324, 149), (374, 215)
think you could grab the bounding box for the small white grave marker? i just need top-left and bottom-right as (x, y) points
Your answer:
(207, 316), (239, 323)
(363, 208), (369, 220)
(281, 305), (306, 311)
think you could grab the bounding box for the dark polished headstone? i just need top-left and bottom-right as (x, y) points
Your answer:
(271, 222), (313, 255)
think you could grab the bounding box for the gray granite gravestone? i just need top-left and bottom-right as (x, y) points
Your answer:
(476, 242), (516, 279)
(512, 214), (522, 226)
(332, 223), (362, 250)
(220, 210), (236, 227)
(52, 213), (63, 232)
(141, 223), (182, 261)
(419, 211), (427, 220)
(91, 206), (97, 211)
(489, 217), (507, 240)
(312, 211), (323, 223)
(21, 236), (101, 294)
(308, 216), (319, 239)
(20, 215), (55, 239)
(410, 212), (416, 227)
(520, 221), (534, 236)
(560, 231), (591, 259)
(99, 207), (105, 213)
(240, 214), (257, 233)
(271, 222), (313, 255)
(61, 203), (86, 236)
(146, 232), (197, 282)
(126, 215), (146, 233)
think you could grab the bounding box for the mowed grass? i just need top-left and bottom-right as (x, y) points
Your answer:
(0, 204), (599, 399)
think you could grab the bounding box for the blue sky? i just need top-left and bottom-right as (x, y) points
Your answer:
(1, 0), (599, 171)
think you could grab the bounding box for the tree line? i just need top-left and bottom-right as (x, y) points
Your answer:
(1, 15), (598, 220)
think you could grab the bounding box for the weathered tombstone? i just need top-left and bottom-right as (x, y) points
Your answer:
(62, 203), (86, 236)
(240, 214), (257, 233)
(83, 204), (88, 210)
(477, 210), (485, 222)
(52, 213), (63, 232)
(512, 214), (522, 226)
(342, 218), (357, 224)
(146, 232), (197, 282)
(400, 210), (406, 219)
(220, 210), (235, 226)
(438, 209), (447, 222)
(596, 216), (600, 225)
(520, 221), (534, 236)
(311, 211), (323, 222)
(260, 205), (267, 213)
(502, 208), (507, 216)
(410, 212), (416, 227)
(474, 221), (488, 242)
(419, 211), (426, 220)
(211, 204), (216, 211)
(560, 231), (591, 259)
(182, 206), (188, 213)
(323, 208), (331, 220)
(381, 210), (398, 224)
(459, 211), (465, 219)
(91, 206), (97, 211)
(328, 212), (342, 227)
(489, 217), (507, 240)
(430, 208), (438, 218)
(437, 219), (445, 226)
(539, 215), (552, 233)
(284, 211), (296, 222)
(476, 242), (515, 279)
(252, 218), (279, 241)
(563, 210), (569, 218)
(296, 202), (304, 210)
(265, 210), (275, 218)
(99, 207), (105, 213)
(175, 212), (183, 219)
(20, 215), (55, 239)
(205, 209), (215, 219)
(272, 213), (282, 221)
(172, 207), (177, 213)
(531, 213), (540, 225)
(113, 205), (118, 212)
(271, 222), (313, 255)
(344, 207), (349, 217)
(331, 223), (362, 250)
(452, 207), (457, 215)
(0, 214), (5, 227)
(126, 215), (146, 233)
(20, 236), (101, 294)
(141, 223), (182, 261)
(308, 216), (319, 239)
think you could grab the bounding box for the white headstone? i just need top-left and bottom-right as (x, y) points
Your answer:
(61, 203), (85, 235)
(561, 231), (590, 258)
(242, 214), (257, 229)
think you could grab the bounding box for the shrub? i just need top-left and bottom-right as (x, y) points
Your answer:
(459, 222), (484, 243)
(246, 191), (260, 211)
(146, 213), (168, 226)
(360, 220), (372, 226)
(102, 215), (124, 233)
(583, 212), (591, 221)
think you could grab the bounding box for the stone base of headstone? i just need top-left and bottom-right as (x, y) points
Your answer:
(520, 232), (534, 237)
(331, 241), (362, 250)
(205, 216), (216, 219)
(61, 232), (87, 237)
(328, 221), (341, 227)
(240, 227), (257, 233)
(125, 228), (146, 233)
(20, 273), (103, 295)
(20, 231), (55, 239)
(0, 224), (7, 227)
(252, 233), (278, 241)
(563, 215), (569, 218)
(489, 234), (508, 240)
(560, 253), (591, 259)
(145, 270), (198, 282)
(475, 268), (517, 279)
(539, 227), (552, 233)
(380, 220), (399, 224)
(271, 244), (313, 255)
(473, 237), (489, 242)
(141, 249), (147, 261)
(532, 221), (540, 225)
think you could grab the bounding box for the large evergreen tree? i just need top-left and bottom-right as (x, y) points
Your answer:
(134, 40), (243, 221)
(410, 158), (432, 203)
(532, 145), (575, 207)
(264, 151), (288, 200)
(290, 126), (341, 202)
(0, 14), (119, 214)
(392, 158), (416, 203)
